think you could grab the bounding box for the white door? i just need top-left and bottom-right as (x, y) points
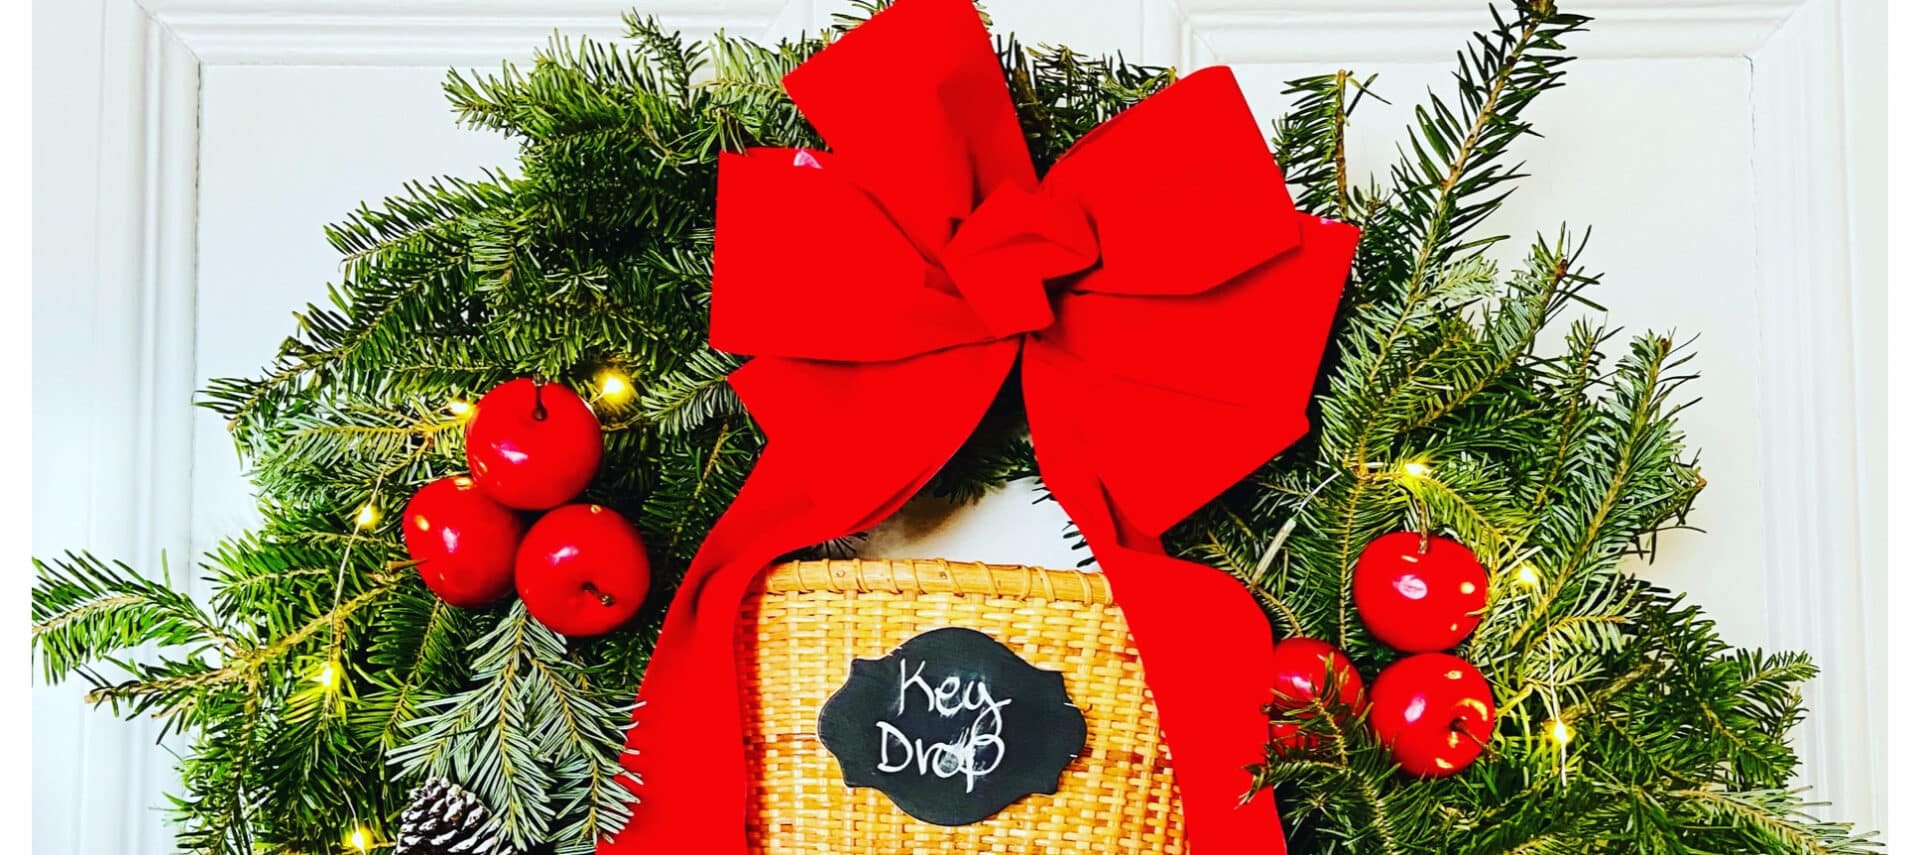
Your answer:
(31, 1), (1886, 852)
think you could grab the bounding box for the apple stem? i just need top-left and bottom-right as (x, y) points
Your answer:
(531, 377), (549, 422)
(581, 581), (615, 607)
(1450, 716), (1495, 753)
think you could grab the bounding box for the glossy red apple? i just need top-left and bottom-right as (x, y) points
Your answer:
(1269, 637), (1366, 749)
(402, 476), (526, 608)
(1367, 652), (1495, 777)
(1353, 532), (1488, 652)
(515, 504), (651, 637)
(465, 378), (603, 510)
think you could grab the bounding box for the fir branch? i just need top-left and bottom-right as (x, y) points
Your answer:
(391, 605), (558, 847)
(390, 602), (636, 851)
(522, 654), (639, 849)
(79, 576), (402, 725)
(170, 683), (265, 855)
(355, 593), (476, 751)
(1385, 2), (1587, 289)
(1275, 69), (1384, 220)
(1667, 788), (1879, 855)
(639, 348), (743, 435)
(32, 553), (230, 684)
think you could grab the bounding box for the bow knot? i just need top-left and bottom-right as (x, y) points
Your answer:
(609, 2), (1360, 854)
(943, 181), (1098, 338)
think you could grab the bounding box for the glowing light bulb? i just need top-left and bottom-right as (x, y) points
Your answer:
(596, 369), (635, 407)
(345, 824), (372, 853)
(1516, 562), (1541, 588)
(447, 398), (475, 418)
(1550, 719), (1573, 745)
(354, 504), (380, 530)
(314, 662), (338, 690)
(1399, 461), (1432, 479)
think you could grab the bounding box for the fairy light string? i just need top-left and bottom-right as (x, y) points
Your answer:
(1542, 639), (1573, 786)
(1376, 458), (1579, 787)
(593, 367), (635, 407)
(328, 478), (386, 655)
(311, 371), (626, 849)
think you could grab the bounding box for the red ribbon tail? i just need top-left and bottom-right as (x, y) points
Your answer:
(1095, 538), (1287, 852)
(603, 349), (1015, 854)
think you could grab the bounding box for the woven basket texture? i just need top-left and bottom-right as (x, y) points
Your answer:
(738, 558), (1189, 854)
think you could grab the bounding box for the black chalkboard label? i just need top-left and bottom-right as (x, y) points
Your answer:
(816, 627), (1087, 826)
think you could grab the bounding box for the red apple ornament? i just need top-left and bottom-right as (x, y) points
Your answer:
(516, 504), (651, 637)
(1269, 637), (1366, 749)
(402, 476), (526, 608)
(465, 378), (604, 510)
(1353, 532), (1489, 652)
(1367, 652), (1495, 777)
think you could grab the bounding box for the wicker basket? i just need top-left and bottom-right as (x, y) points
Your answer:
(738, 558), (1189, 854)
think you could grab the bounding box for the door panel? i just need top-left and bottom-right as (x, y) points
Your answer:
(31, 1), (1884, 851)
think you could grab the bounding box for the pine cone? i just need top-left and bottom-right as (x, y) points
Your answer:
(394, 777), (516, 855)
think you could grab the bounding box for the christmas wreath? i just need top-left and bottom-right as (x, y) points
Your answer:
(31, 1), (1878, 854)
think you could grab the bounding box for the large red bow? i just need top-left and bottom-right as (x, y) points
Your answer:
(605, 0), (1358, 852)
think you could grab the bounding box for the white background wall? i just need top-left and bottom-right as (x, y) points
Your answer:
(31, 0), (1887, 852)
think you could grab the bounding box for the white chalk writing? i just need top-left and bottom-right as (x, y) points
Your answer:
(876, 659), (1011, 792)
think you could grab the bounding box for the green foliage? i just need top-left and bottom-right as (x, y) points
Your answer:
(34, 538), (411, 851)
(1272, 69), (1384, 221)
(31, 2), (1874, 854)
(32, 553), (220, 700)
(637, 348), (743, 436)
(1177, 3), (1873, 852)
(389, 603), (635, 853)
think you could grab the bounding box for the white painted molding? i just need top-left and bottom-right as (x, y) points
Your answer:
(133, 0), (1807, 67)
(138, 0), (792, 66)
(1748, 0), (1883, 839)
(35, 1), (203, 852)
(134, 18), (204, 851)
(1165, 0), (1804, 65)
(135, 13), (204, 612)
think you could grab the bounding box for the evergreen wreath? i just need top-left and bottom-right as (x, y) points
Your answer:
(30, 2), (1879, 853)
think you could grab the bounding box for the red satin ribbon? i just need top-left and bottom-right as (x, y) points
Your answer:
(603, 0), (1358, 852)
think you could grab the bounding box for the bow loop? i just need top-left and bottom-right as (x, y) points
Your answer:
(782, 0), (1035, 256)
(1045, 68), (1305, 298)
(1033, 212), (1363, 536)
(943, 182), (1098, 338)
(711, 149), (996, 363)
